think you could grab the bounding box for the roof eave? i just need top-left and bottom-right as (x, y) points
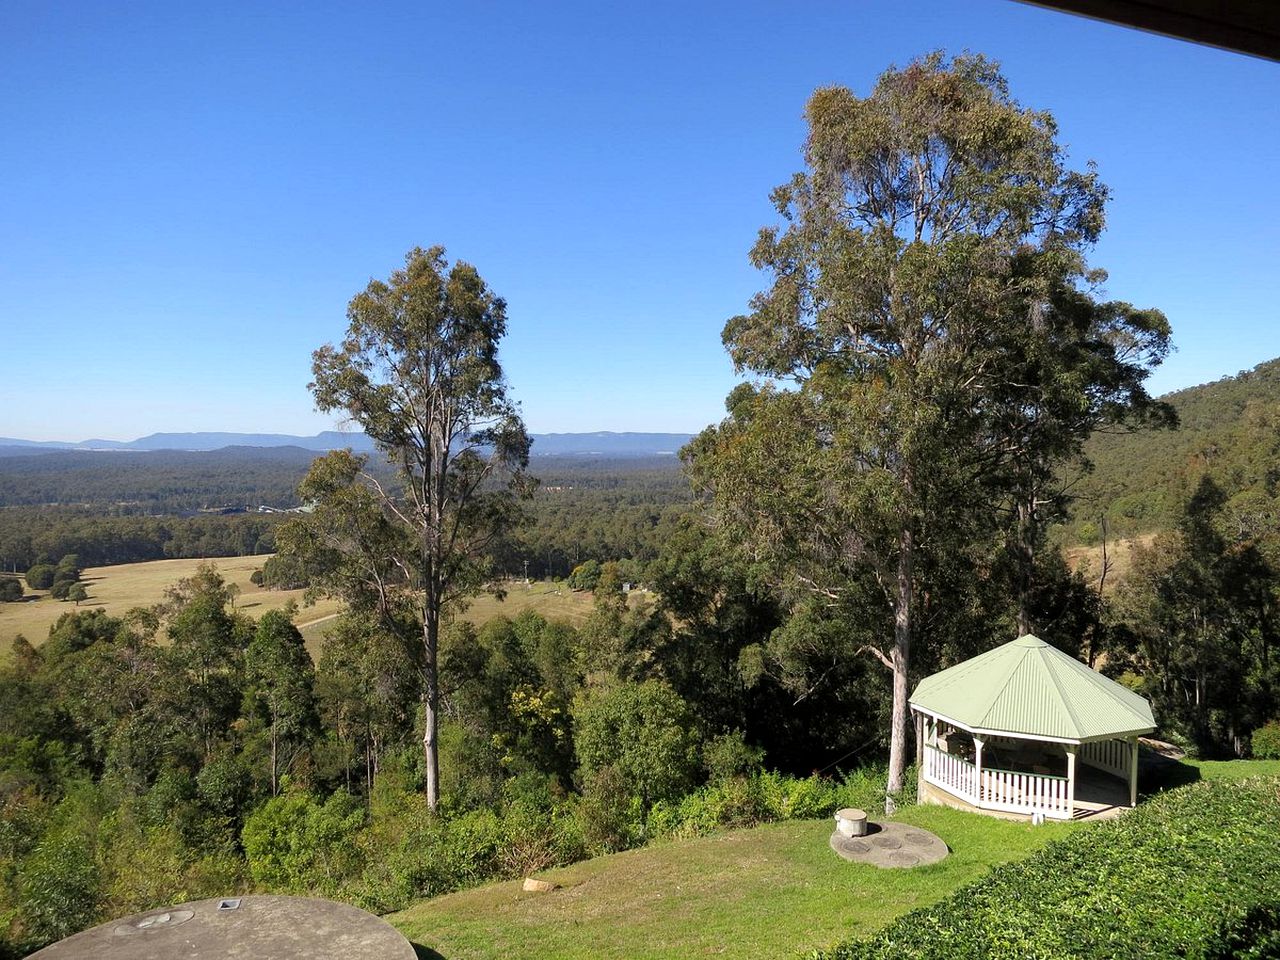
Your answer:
(911, 702), (1157, 744)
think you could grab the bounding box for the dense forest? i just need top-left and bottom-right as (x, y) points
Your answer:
(0, 447), (319, 512)
(1058, 357), (1280, 550)
(0, 456), (690, 578)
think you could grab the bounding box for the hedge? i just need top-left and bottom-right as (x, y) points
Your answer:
(810, 776), (1280, 960)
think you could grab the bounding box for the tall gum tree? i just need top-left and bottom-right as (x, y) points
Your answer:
(690, 53), (1161, 793)
(284, 246), (532, 810)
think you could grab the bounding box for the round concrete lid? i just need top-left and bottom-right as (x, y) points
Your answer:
(28, 895), (416, 960)
(829, 821), (949, 868)
(835, 808), (866, 819)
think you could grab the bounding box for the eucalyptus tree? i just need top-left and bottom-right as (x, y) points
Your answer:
(244, 609), (318, 796)
(283, 246), (532, 810)
(690, 53), (1140, 792)
(986, 284), (1171, 636)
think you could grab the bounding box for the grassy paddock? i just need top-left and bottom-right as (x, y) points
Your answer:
(2, 560), (601, 658)
(0, 556), (342, 654)
(1062, 533), (1156, 591)
(390, 805), (1077, 960)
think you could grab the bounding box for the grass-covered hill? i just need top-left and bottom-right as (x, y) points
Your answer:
(388, 761), (1279, 960)
(1061, 357), (1280, 544)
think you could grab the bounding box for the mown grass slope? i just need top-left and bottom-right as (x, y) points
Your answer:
(390, 805), (1077, 960)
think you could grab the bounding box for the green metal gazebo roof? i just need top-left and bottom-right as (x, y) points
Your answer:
(909, 635), (1155, 742)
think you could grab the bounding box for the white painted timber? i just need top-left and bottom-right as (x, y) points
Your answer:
(924, 745), (1073, 820)
(1080, 737), (1130, 780)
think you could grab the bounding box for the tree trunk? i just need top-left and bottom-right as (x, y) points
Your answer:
(270, 716), (279, 796)
(422, 609), (441, 812)
(1015, 495), (1036, 637)
(887, 524), (914, 794)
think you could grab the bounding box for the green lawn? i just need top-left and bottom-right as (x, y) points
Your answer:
(1184, 757), (1280, 779)
(390, 805), (1078, 960)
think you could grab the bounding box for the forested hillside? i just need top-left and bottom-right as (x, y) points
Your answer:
(0, 456), (689, 577)
(0, 447), (319, 512)
(1061, 357), (1280, 544)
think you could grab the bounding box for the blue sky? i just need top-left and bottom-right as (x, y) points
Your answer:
(1, 0), (1277, 441)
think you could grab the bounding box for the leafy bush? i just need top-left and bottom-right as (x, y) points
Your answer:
(575, 765), (644, 855)
(811, 776), (1280, 960)
(0, 578), (21, 602)
(649, 765), (910, 841)
(358, 804), (503, 912)
(1251, 720), (1280, 760)
(24, 565), (55, 591)
(573, 680), (702, 806)
(18, 833), (100, 947)
(703, 729), (765, 783)
(242, 789), (364, 893)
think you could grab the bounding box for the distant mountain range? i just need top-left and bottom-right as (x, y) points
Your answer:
(0, 430), (695, 458)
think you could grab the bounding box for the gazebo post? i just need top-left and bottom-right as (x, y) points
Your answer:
(1129, 736), (1139, 807)
(914, 712), (924, 767)
(973, 735), (984, 805)
(1066, 743), (1078, 816)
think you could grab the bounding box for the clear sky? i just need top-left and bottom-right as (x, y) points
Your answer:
(1, 0), (1277, 442)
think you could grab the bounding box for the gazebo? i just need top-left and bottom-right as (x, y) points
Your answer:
(910, 634), (1155, 821)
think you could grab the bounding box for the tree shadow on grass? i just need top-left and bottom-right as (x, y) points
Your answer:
(411, 943), (448, 960)
(1141, 754), (1202, 796)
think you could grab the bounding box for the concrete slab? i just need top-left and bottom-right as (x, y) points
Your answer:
(828, 820), (949, 868)
(28, 895), (417, 960)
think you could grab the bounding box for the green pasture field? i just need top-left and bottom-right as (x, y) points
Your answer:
(2, 557), (601, 658)
(390, 805), (1078, 960)
(0, 556), (342, 654)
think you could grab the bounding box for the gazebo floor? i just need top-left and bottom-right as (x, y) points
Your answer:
(919, 766), (1132, 822)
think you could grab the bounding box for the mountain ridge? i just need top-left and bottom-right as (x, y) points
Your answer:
(0, 430), (695, 457)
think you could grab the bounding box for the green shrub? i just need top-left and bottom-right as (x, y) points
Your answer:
(703, 730), (765, 783)
(24, 565), (55, 591)
(242, 789), (364, 893)
(648, 765), (909, 841)
(811, 776), (1280, 960)
(573, 680), (701, 807)
(378, 806), (503, 907)
(575, 766), (643, 855)
(1251, 720), (1280, 760)
(18, 833), (100, 947)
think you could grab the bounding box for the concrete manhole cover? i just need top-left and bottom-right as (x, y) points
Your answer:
(31, 896), (416, 959)
(829, 821), (949, 869)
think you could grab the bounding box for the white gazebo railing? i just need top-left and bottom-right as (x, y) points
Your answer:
(1080, 738), (1129, 779)
(979, 766), (1071, 818)
(923, 745), (1073, 820)
(923, 745), (979, 803)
